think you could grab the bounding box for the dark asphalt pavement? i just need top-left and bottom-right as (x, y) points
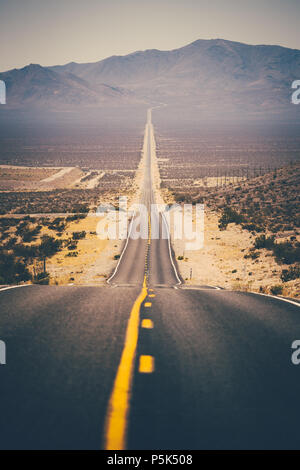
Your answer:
(0, 285), (299, 449)
(0, 109), (299, 449)
(0, 285), (139, 449)
(129, 288), (300, 450)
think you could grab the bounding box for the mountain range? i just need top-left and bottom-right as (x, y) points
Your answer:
(1, 38), (300, 115)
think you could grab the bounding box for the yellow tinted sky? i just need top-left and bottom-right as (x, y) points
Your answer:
(1, 0), (300, 71)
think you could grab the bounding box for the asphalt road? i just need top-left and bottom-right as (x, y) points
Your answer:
(0, 285), (139, 449)
(129, 288), (300, 450)
(0, 109), (299, 450)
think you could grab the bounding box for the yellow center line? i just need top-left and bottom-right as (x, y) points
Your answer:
(103, 275), (148, 450)
(141, 318), (154, 329)
(148, 213), (151, 245)
(139, 355), (155, 373)
(103, 180), (154, 449)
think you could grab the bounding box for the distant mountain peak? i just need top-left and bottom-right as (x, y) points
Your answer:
(1, 39), (299, 113)
(27, 63), (43, 68)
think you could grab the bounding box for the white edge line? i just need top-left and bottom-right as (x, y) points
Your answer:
(182, 286), (221, 290)
(107, 211), (136, 284)
(161, 212), (182, 285)
(0, 284), (31, 292)
(250, 291), (300, 308)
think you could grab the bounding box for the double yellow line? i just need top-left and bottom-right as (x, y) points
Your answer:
(103, 214), (152, 450)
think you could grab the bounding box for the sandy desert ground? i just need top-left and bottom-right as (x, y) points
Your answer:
(168, 207), (299, 298)
(46, 215), (122, 286)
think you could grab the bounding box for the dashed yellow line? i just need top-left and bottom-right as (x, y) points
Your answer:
(141, 318), (154, 329)
(103, 275), (148, 450)
(139, 355), (155, 373)
(148, 213), (151, 245)
(144, 302), (152, 307)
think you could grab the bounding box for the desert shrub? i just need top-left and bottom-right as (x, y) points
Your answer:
(218, 207), (245, 230)
(281, 265), (300, 282)
(273, 242), (300, 265)
(71, 204), (89, 213)
(270, 285), (284, 295)
(0, 253), (31, 284)
(13, 244), (39, 260)
(114, 254), (120, 260)
(66, 215), (79, 222)
(0, 218), (19, 228)
(66, 214), (87, 222)
(177, 255), (184, 260)
(0, 231), (10, 241)
(16, 222), (29, 237)
(244, 251), (260, 260)
(254, 235), (275, 250)
(241, 222), (263, 232)
(67, 242), (78, 250)
(21, 226), (41, 242)
(39, 236), (62, 258)
(3, 236), (18, 249)
(72, 231), (86, 240)
(47, 218), (66, 232)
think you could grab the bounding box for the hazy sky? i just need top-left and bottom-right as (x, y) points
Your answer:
(1, 0), (300, 71)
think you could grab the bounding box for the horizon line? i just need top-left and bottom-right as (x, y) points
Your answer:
(2, 37), (300, 74)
